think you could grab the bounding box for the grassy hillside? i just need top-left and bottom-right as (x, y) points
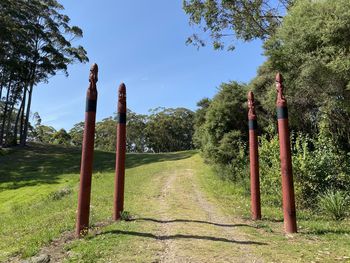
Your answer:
(0, 144), (349, 262)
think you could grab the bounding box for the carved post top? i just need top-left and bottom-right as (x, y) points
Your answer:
(118, 83), (126, 113)
(276, 72), (287, 107)
(248, 91), (257, 120)
(89, 63), (98, 87)
(87, 63), (98, 99)
(119, 83), (126, 96)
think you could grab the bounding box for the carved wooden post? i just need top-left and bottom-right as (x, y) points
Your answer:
(276, 73), (297, 233)
(113, 83), (127, 220)
(76, 64), (98, 237)
(248, 91), (261, 220)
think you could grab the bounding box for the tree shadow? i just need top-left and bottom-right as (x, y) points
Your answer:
(303, 228), (350, 235)
(95, 229), (267, 245)
(130, 217), (256, 228)
(0, 143), (196, 190)
(124, 151), (196, 169)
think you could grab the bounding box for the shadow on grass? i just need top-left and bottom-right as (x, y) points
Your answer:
(96, 229), (267, 245)
(131, 217), (256, 228)
(0, 143), (195, 190)
(303, 228), (350, 235)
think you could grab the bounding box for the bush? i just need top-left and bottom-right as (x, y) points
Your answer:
(49, 187), (72, 201)
(292, 133), (350, 208)
(259, 134), (282, 206)
(318, 191), (349, 220)
(256, 132), (350, 209)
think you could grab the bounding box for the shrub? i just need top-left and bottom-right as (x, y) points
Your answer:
(292, 133), (350, 208)
(49, 187), (72, 201)
(259, 134), (282, 206)
(257, 132), (350, 209)
(318, 190), (349, 220)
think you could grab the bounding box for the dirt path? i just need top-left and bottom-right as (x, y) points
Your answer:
(146, 162), (265, 263)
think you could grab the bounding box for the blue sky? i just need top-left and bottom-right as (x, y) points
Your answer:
(32, 0), (266, 130)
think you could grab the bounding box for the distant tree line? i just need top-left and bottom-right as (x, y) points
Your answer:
(0, 0), (88, 148)
(31, 107), (195, 153)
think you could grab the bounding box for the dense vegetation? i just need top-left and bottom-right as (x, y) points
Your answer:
(189, 0), (350, 219)
(0, 0), (88, 147)
(30, 107), (195, 153)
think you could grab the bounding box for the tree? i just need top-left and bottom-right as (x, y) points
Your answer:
(183, 0), (292, 50)
(0, 0), (88, 147)
(126, 110), (148, 153)
(193, 98), (211, 148)
(193, 81), (248, 176)
(95, 117), (117, 152)
(146, 108), (195, 153)
(69, 122), (84, 148)
(52, 128), (71, 145)
(252, 0), (350, 149)
(33, 125), (57, 144)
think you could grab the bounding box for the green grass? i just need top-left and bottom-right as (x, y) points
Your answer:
(196, 155), (350, 262)
(0, 143), (194, 261)
(1, 144), (349, 262)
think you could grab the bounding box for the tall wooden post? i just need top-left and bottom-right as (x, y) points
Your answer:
(276, 73), (297, 233)
(248, 91), (261, 220)
(76, 64), (98, 237)
(113, 83), (127, 220)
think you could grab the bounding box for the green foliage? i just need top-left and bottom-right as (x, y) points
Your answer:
(0, 0), (88, 147)
(95, 117), (117, 152)
(318, 190), (349, 221)
(52, 129), (71, 145)
(120, 211), (133, 221)
(69, 122), (84, 148)
(146, 107), (195, 153)
(67, 108), (195, 153)
(258, 134), (282, 206)
(292, 133), (350, 208)
(33, 125), (57, 144)
(193, 98), (211, 149)
(260, 0), (350, 149)
(194, 81), (248, 180)
(49, 187), (73, 201)
(183, 0), (290, 50)
(258, 131), (350, 208)
(126, 110), (148, 152)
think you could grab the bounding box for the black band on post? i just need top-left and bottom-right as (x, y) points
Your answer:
(277, 107), (288, 119)
(249, 119), (258, 130)
(86, 99), (97, 112)
(117, 112), (126, 124)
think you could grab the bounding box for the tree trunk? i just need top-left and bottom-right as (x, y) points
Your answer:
(12, 93), (25, 146)
(19, 86), (27, 144)
(0, 86), (11, 147)
(20, 81), (34, 146)
(4, 99), (15, 146)
(0, 84), (3, 101)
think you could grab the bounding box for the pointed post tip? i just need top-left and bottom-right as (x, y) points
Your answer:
(89, 63), (98, 84)
(119, 83), (126, 93)
(248, 91), (254, 101)
(276, 72), (283, 83)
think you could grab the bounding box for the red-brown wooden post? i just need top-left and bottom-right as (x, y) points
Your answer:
(76, 64), (98, 237)
(276, 73), (297, 233)
(113, 83), (127, 220)
(248, 91), (261, 220)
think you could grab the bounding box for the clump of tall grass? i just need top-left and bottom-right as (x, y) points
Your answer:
(318, 190), (349, 220)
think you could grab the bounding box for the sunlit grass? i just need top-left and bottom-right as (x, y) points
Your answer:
(196, 154), (350, 262)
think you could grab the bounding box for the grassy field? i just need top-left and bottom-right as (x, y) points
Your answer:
(0, 143), (349, 262)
